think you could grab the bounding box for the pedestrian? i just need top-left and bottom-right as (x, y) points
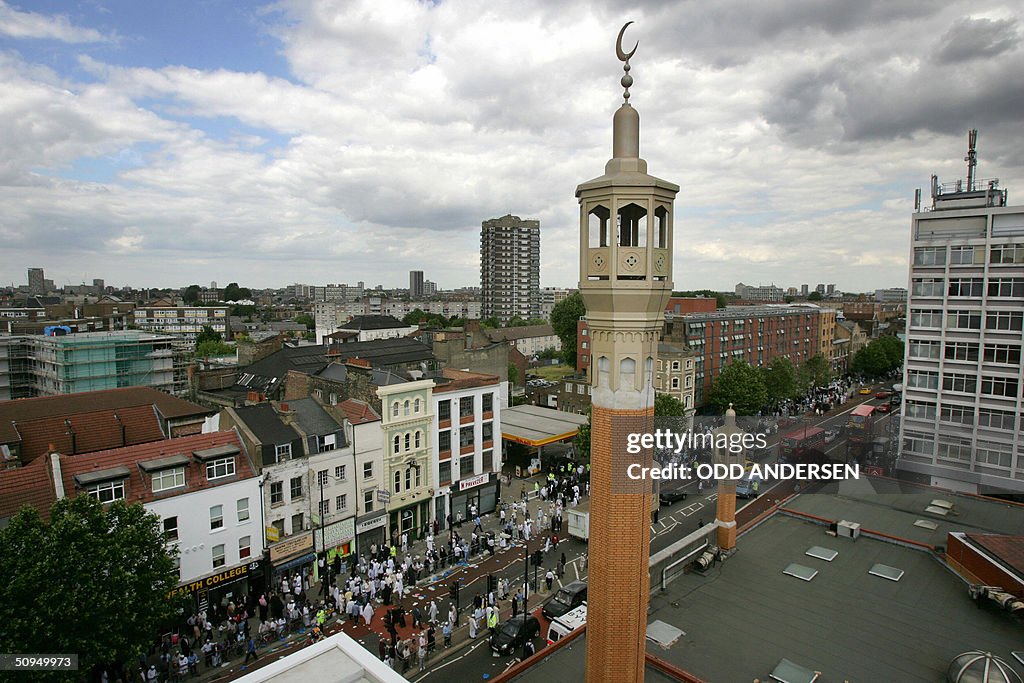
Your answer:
(545, 568), (554, 591)
(244, 637), (258, 664)
(378, 638), (387, 661)
(443, 622), (452, 648)
(418, 632), (427, 671)
(468, 612), (478, 639)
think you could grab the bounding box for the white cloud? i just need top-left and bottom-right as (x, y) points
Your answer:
(0, 0), (1021, 293)
(0, 1), (107, 43)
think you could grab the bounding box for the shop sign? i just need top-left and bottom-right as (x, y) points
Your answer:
(355, 512), (387, 534)
(266, 526), (280, 542)
(459, 473), (489, 491)
(269, 532), (313, 563)
(377, 489), (391, 503)
(168, 561), (260, 599)
(314, 517), (355, 550)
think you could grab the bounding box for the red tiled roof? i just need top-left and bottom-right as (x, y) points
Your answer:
(14, 404), (167, 464)
(967, 533), (1024, 577)
(57, 431), (256, 507)
(338, 399), (380, 425)
(0, 387), (211, 443)
(0, 456), (57, 522)
(433, 368), (501, 393)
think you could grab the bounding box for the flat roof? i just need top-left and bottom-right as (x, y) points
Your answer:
(788, 478), (1024, 544)
(641, 515), (1024, 682)
(500, 405), (588, 447)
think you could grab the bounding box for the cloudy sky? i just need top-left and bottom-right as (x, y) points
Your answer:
(2, 0), (1022, 294)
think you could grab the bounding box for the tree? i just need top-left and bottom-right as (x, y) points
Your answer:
(196, 325), (221, 345)
(182, 284), (201, 305)
(874, 335), (904, 371)
(537, 347), (560, 361)
(798, 354), (832, 391)
(654, 393), (686, 416)
(762, 357), (798, 406)
(707, 360), (768, 415)
(481, 316), (501, 329)
(507, 362), (519, 386)
(807, 291), (823, 301)
(223, 282), (252, 302)
(671, 290), (730, 309)
(550, 292), (586, 366)
(0, 496), (181, 680)
(195, 339), (235, 357)
(574, 407), (592, 461)
(295, 313), (315, 330)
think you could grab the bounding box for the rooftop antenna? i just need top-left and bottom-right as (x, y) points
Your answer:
(965, 128), (978, 191)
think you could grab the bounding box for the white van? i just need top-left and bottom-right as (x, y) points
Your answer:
(546, 603), (587, 645)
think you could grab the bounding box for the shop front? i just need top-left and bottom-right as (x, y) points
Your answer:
(268, 531), (315, 589)
(314, 517), (356, 567)
(169, 559), (266, 622)
(355, 509), (387, 555)
(387, 499), (432, 545)
(449, 472), (501, 523)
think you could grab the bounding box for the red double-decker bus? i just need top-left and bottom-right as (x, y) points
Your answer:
(779, 425), (826, 462)
(846, 404), (876, 446)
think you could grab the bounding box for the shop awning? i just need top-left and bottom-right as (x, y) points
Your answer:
(500, 405), (588, 447)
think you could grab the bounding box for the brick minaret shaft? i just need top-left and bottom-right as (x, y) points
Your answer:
(578, 22), (680, 683)
(714, 406), (741, 551)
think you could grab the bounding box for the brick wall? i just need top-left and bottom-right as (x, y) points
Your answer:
(586, 405), (654, 683)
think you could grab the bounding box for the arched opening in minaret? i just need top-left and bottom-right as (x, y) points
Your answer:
(654, 206), (668, 248)
(617, 203), (647, 247)
(589, 205), (610, 248)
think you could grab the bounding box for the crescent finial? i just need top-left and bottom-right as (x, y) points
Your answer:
(616, 21), (638, 62)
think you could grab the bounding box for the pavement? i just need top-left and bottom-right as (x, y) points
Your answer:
(146, 469), (580, 682)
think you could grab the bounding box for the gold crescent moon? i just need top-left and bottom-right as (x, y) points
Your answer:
(616, 21), (637, 62)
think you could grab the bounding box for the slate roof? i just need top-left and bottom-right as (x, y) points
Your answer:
(324, 337), (434, 367)
(231, 403), (301, 446)
(0, 387), (211, 444)
(58, 431), (256, 507)
(286, 398), (347, 444)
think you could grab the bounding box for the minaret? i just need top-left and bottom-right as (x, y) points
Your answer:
(578, 22), (679, 683)
(713, 405), (743, 552)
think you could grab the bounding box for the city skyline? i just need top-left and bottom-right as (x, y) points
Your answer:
(2, 1), (1022, 292)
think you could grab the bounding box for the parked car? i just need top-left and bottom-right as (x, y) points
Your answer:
(658, 487), (689, 506)
(542, 581), (588, 621)
(490, 614), (540, 655)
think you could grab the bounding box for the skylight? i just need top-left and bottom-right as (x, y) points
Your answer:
(805, 546), (838, 562)
(869, 564), (904, 581)
(783, 564), (818, 581)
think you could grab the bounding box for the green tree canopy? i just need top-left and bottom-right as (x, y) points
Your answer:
(481, 316), (501, 329)
(507, 362), (519, 386)
(574, 407), (592, 461)
(195, 339), (235, 357)
(550, 292), (586, 366)
(0, 496), (182, 680)
(798, 354), (832, 391)
(762, 356), (798, 406)
(807, 291), (823, 301)
(671, 290), (730, 308)
(182, 284), (201, 305)
(654, 392), (686, 416)
(850, 336), (903, 378)
(223, 282), (252, 301)
(707, 360), (768, 415)
(196, 324), (221, 345)
(506, 315), (529, 327)
(295, 313), (315, 329)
